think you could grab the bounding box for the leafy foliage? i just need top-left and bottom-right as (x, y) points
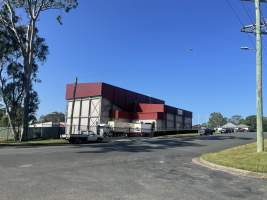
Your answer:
(0, 0), (77, 140)
(228, 115), (243, 125)
(0, 17), (46, 140)
(39, 112), (65, 123)
(208, 112), (227, 128)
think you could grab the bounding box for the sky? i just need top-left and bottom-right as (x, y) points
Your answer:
(33, 0), (267, 124)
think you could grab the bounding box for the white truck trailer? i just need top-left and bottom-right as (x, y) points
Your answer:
(62, 78), (111, 143)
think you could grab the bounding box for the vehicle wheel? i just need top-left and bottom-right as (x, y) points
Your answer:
(69, 138), (76, 144)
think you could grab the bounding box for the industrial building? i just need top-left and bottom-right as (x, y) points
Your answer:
(65, 82), (192, 134)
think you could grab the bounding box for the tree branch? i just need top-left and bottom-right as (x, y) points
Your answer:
(4, 0), (26, 57)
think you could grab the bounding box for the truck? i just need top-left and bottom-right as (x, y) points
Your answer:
(62, 124), (112, 144)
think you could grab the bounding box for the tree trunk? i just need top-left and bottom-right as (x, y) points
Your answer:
(6, 111), (19, 141)
(21, 65), (30, 141)
(20, 20), (35, 141)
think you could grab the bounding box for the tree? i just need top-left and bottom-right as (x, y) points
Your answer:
(0, 18), (46, 140)
(243, 115), (257, 131)
(0, 0), (77, 140)
(208, 112), (227, 128)
(229, 115), (243, 125)
(39, 112), (65, 123)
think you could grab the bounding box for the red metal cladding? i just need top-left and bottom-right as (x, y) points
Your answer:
(66, 83), (102, 100)
(135, 112), (164, 120)
(138, 103), (165, 113)
(113, 110), (132, 120)
(165, 105), (178, 114)
(101, 83), (164, 111)
(65, 82), (192, 117)
(112, 110), (164, 120)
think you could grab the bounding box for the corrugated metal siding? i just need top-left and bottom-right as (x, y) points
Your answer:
(66, 83), (102, 100)
(65, 82), (193, 130)
(101, 83), (164, 112)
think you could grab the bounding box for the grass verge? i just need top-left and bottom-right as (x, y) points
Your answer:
(201, 140), (267, 173)
(0, 139), (68, 146)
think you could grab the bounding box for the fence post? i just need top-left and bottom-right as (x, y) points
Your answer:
(6, 127), (9, 142)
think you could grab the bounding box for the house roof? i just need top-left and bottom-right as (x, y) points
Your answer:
(222, 122), (237, 128)
(237, 124), (249, 128)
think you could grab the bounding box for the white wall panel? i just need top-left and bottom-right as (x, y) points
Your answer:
(90, 99), (100, 117)
(72, 118), (79, 126)
(90, 118), (99, 127)
(73, 100), (81, 117)
(80, 118), (88, 127)
(81, 100), (90, 117)
(67, 101), (73, 118)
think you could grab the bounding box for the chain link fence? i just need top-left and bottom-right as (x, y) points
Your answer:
(0, 127), (65, 141)
(0, 127), (14, 142)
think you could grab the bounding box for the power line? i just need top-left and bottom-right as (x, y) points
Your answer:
(241, 1), (267, 52)
(225, 0), (255, 47)
(240, 1), (255, 24)
(225, 0), (246, 26)
(225, 0), (267, 56)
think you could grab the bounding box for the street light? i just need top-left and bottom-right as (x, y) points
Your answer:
(240, 46), (256, 51)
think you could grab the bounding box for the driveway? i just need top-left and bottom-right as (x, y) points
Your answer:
(0, 133), (266, 200)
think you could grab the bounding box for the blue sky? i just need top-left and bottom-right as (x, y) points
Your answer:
(35, 0), (267, 124)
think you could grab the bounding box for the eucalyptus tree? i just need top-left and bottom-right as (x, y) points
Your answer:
(0, 0), (78, 140)
(0, 22), (46, 141)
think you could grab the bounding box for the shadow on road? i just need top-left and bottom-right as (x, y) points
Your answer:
(186, 135), (254, 141)
(74, 134), (255, 154)
(0, 134), (255, 151)
(73, 137), (206, 154)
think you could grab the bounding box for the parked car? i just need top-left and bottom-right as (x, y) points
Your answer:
(221, 128), (234, 134)
(199, 128), (214, 135)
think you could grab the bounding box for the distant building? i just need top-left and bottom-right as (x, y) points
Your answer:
(237, 124), (250, 131)
(221, 122), (237, 129)
(65, 82), (192, 134)
(30, 122), (65, 128)
(220, 123), (250, 132)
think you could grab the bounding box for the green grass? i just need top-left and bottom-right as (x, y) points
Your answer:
(0, 139), (68, 145)
(201, 140), (267, 173)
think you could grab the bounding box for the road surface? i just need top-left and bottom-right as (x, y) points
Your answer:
(0, 133), (266, 200)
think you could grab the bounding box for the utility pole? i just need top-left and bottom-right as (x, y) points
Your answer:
(241, 0), (266, 152)
(255, 0), (264, 153)
(69, 77), (78, 135)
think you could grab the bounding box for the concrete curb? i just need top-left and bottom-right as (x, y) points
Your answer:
(192, 157), (267, 179)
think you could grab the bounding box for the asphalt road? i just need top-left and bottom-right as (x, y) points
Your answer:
(0, 133), (267, 200)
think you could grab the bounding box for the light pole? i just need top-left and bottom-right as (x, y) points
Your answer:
(240, 46), (256, 51)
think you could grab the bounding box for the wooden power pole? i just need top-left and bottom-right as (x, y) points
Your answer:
(241, 0), (266, 152)
(255, 0), (264, 152)
(69, 77), (78, 135)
